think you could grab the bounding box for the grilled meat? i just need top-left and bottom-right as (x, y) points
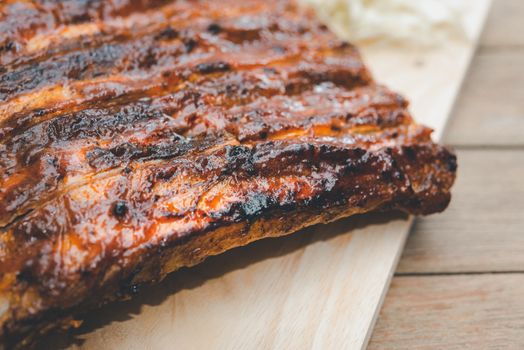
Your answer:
(0, 0), (456, 346)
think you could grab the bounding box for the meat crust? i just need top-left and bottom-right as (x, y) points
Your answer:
(0, 0), (456, 347)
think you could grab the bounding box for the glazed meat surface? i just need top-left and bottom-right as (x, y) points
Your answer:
(0, 0), (456, 346)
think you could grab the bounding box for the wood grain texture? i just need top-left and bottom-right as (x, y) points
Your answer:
(41, 1), (490, 349)
(370, 1), (524, 347)
(362, 0), (492, 141)
(370, 1), (524, 348)
(444, 49), (524, 146)
(479, 0), (524, 48)
(59, 214), (410, 350)
(397, 149), (524, 274)
(368, 274), (524, 350)
(444, 0), (524, 146)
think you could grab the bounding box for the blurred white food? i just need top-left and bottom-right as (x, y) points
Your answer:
(300, 0), (466, 46)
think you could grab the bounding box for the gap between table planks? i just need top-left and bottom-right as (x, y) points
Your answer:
(58, 1), (491, 349)
(368, 274), (524, 350)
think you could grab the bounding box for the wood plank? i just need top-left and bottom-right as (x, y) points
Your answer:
(444, 49), (524, 146)
(397, 149), (524, 274)
(480, 0), (524, 48)
(369, 2), (524, 348)
(368, 274), (524, 350)
(60, 214), (411, 350)
(362, 0), (493, 140)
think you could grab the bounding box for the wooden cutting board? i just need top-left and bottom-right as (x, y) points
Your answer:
(57, 1), (490, 349)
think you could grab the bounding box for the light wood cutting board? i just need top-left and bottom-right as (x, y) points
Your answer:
(55, 1), (491, 349)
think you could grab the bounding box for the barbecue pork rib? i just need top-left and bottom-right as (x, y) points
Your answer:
(0, 0), (456, 346)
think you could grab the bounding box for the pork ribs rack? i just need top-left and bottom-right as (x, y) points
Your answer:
(0, 0), (456, 346)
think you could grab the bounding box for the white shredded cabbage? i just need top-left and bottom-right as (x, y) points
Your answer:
(299, 0), (466, 46)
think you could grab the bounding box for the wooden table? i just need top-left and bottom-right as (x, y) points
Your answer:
(368, 0), (524, 348)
